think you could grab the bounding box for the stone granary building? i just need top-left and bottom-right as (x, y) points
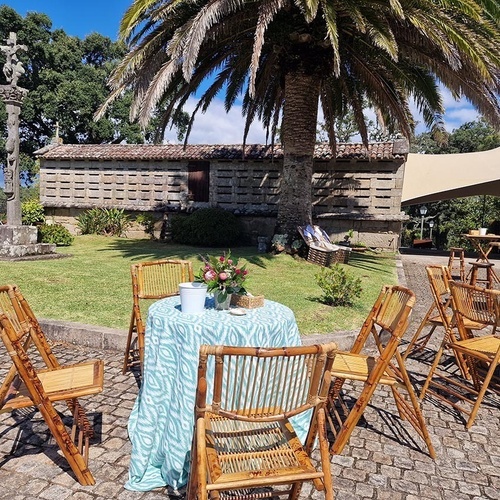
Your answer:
(35, 140), (409, 249)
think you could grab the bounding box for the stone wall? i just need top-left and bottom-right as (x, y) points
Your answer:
(40, 156), (407, 249)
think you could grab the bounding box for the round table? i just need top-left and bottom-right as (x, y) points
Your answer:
(125, 296), (304, 492)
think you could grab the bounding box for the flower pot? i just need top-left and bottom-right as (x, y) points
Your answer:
(179, 282), (208, 314)
(213, 290), (232, 310)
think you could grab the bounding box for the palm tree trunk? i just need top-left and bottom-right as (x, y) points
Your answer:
(275, 71), (320, 244)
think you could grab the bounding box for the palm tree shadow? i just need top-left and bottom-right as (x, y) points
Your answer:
(101, 239), (274, 269)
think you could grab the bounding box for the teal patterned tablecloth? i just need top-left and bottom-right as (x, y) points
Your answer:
(125, 296), (306, 492)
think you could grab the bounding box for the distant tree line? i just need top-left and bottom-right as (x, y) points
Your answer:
(0, 5), (188, 188)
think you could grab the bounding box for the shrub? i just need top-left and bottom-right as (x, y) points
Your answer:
(22, 199), (45, 226)
(38, 223), (74, 246)
(171, 208), (244, 247)
(77, 208), (131, 237)
(315, 265), (362, 307)
(136, 213), (157, 239)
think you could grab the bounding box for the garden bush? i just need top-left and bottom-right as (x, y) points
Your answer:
(77, 208), (131, 236)
(21, 199), (45, 226)
(315, 265), (362, 306)
(171, 208), (244, 247)
(136, 213), (157, 239)
(38, 223), (74, 246)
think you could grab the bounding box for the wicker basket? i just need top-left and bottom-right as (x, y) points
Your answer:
(231, 294), (265, 309)
(307, 246), (350, 266)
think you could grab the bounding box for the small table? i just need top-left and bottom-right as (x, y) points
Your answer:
(125, 296), (305, 492)
(463, 234), (500, 283)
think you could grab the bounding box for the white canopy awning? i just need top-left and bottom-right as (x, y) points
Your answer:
(402, 147), (500, 206)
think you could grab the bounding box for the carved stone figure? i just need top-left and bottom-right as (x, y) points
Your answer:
(0, 32), (27, 86)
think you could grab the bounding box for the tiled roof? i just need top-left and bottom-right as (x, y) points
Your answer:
(35, 141), (406, 161)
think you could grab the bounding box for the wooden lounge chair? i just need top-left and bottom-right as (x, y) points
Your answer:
(420, 281), (500, 428)
(123, 259), (194, 373)
(0, 284), (104, 485)
(327, 285), (436, 459)
(188, 342), (337, 500)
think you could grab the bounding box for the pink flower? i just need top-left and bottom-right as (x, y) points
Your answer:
(204, 270), (217, 281)
(243, 270), (248, 276)
(219, 272), (228, 281)
(235, 269), (241, 275)
(219, 256), (225, 262)
(227, 259), (233, 264)
(204, 265), (211, 271)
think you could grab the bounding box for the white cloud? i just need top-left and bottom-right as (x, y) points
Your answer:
(164, 88), (481, 145)
(163, 98), (268, 144)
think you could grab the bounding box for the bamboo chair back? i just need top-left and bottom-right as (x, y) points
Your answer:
(190, 343), (337, 499)
(420, 282), (500, 428)
(123, 259), (194, 373)
(0, 284), (104, 485)
(449, 281), (499, 336)
(327, 285), (436, 458)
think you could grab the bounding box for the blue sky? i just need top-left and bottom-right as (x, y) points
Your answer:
(4, 0), (481, 144)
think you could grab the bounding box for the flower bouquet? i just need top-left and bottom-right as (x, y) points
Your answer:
(195, 250), (248, 307)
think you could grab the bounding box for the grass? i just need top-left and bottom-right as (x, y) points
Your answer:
(0, 235), (397, 336)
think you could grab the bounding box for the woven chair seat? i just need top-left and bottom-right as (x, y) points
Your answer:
(1, 361), (104, 412)
(331, 352), (402, 387)
(206, 414), (318, 487)
(453, 335), (500, 356)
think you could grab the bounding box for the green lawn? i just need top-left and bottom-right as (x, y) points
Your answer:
(0, 236), (397, 335)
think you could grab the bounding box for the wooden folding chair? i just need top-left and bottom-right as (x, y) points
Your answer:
(403, 265), (453, 360)
(327, 285), (436, 459)
(0, 284), (104, 485)
(188, 342), (337, 500)
(420, 281), (500, 428)
(123, 259), (194, 373)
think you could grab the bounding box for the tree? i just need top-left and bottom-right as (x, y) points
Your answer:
(412, 117), (500, 154)
(0, 6), (158, 185)
(98, 0), (500, 244)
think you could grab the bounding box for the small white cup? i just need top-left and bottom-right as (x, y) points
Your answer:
(479, 228), (487, 236)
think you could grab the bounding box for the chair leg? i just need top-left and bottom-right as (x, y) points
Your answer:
(328, 377), (380, 455)
(318, 408), (334, 500)
(196, 418), (208, 500)
(419, 343), (446, 400)
(38, 400), (95, 485)
(122, 314), (137, 374)
(466, 349), (500, 428)
(403, 303), (438, 359)
(393, 352), (436, 459)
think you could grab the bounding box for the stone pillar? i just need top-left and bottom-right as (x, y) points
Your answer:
(1, 85), (28, 225)
(0, 32), (56, 260)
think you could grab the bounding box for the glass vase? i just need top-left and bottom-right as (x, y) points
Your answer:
(213, 290), (232, 310)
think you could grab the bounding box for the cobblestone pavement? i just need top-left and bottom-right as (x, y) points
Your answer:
(0, 253), (498, 499)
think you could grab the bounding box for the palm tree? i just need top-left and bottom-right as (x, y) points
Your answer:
(97, 0), (500, 243)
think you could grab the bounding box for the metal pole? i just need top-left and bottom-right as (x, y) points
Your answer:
(420, 216), (424, 239)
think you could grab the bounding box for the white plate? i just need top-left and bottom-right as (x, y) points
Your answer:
(229, 308), (247, 316)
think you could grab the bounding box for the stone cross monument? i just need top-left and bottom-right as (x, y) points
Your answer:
(0, 32), (55, 258)
(1, 32), (28, 225)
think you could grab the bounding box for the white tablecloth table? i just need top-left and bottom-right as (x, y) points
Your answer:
(125, 296), (305, 492)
